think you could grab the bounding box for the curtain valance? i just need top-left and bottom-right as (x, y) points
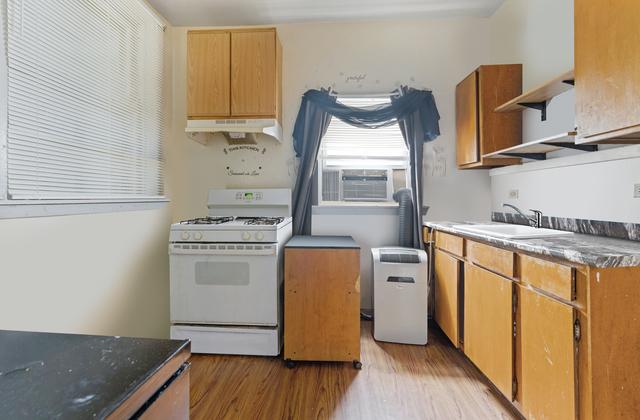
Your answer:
(292, 87), (440, 157)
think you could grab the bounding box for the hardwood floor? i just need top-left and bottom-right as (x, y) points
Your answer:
(189, 321), (517, 419)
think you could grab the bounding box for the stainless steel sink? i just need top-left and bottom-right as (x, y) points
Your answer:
(452, 224), (573, 239)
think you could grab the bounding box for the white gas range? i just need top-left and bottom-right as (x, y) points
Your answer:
(169, 188), (292, 356)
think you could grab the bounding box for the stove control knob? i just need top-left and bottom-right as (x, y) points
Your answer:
(194, 232), (203, 241)
(181, 232), (190, 241)
(255, 232), (264, 241)
(242, 232), (252, 241)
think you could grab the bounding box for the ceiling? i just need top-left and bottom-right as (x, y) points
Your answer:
(148, 0), (505, 26)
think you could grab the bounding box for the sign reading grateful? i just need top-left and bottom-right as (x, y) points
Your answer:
(223, 145), (267, 176)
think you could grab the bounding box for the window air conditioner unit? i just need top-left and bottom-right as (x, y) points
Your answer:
(322, 169), (341, 202)
(341, 169), (389, 201)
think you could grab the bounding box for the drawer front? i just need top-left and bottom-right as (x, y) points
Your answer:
(435, 231), (464, 258)
(467, 240), (514, 278)
(520, 255), (575, 301)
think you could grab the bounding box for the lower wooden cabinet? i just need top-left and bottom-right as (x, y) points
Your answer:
(434, 249), (461, 347)
(518, 286), (577, 420)
(284, 236), (361, 363)
(430, 229), (640, 419)
(464, 263), (514, 399)
(138, 363), (190, 420)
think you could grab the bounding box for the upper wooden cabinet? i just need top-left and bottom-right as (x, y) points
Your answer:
(231, 30), (279, 117)
(455, 71), (479, 166)
(187, 28), (282, 121)
(455, 65), (522, 169)
(187, 31), (231, 118)
(575, 0), (640, 143)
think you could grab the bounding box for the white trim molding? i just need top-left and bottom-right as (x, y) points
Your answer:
(0, 0), (8, 203)
(0, 198), (169, 219)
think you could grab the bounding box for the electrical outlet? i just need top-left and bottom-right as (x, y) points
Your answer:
(508, 189), (519, 199)
(634, 183), (640, 198)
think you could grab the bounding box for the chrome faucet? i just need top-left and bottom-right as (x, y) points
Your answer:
(502, 204), (543, 228)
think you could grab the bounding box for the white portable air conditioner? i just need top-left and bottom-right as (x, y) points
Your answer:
(371, 247), (429, 345)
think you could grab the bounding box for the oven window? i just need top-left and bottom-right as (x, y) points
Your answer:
(195, 262), (250, 286)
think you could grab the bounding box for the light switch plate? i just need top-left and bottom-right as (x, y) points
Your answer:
(634, 183), (640, 198)
(508, 189), (519, 199)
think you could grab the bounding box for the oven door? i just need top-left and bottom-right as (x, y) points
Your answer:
(169, 242), (279, 326)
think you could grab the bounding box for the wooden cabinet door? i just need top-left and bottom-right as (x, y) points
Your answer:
(231, 30), (277, 117)
(575, 0), (640, 140)
(187, 31), (230, 118)
(284, 248), (360, 362)
(519, 286), (577, 420)
(477, 65), (522, 156)
(456, 71), (479, 166)
(464, 263), (513, 399)
(434, 249), (460, 347)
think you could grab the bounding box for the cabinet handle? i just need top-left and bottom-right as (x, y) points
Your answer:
(574, 318), (581, 342)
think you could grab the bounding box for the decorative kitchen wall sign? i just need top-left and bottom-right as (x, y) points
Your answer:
(223, 145), (267, 177)
(345, 73), (367, 84)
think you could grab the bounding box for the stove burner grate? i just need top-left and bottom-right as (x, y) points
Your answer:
(180, 216), (234, 225)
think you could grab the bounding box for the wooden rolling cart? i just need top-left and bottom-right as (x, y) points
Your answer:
(283, 236), (362, 369)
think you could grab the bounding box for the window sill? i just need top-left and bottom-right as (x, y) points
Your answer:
(313, 202), (399, 216)
(0, 198), (169, 219)
(319, 201), (399, 208)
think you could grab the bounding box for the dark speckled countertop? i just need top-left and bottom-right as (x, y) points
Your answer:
(426, 221), (640, 268)
(0, 330), (189, 419)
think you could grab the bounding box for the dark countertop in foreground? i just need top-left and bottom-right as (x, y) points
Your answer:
(425, 221), (640, 268)
(0, 330), (189, 419)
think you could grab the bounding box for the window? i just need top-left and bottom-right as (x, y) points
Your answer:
(318, 97), (409, 204)
(0, 0), (166, 217)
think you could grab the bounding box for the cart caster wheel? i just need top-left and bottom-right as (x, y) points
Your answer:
(353, 360), (362, 370)
(285, 360), (296, 369)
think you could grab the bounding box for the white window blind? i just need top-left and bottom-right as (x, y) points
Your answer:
(3, 0), (165, 201)
(320, 97), (408, 166)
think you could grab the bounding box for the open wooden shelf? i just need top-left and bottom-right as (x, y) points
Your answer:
(494, 70), (574, 120)
(482, 131), (598, 161)
(575, 125), (640, 145)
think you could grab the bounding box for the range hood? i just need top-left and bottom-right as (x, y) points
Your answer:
(185, 118), (283, 144)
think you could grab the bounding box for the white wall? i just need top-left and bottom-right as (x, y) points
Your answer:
(169, 17), (494, 222)
(488, 0), (575, 146)
(491, 146), (640, 223)
(487, 0), (640, 224)
(488, 0), (575, 89)
(0, 210), (171, 337)
(312, 206), (399, 310)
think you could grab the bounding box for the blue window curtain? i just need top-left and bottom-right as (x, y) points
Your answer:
(291, 86), (440, 247)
